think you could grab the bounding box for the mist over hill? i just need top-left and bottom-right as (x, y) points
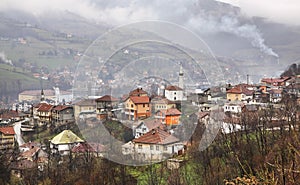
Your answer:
(0, 0), (299, 86)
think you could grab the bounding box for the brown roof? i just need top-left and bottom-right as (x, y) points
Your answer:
(165, 108), (181, 116)
(0, 110), (20, 119)
(133, 128), (179, 144)
(52, 105), (72, 111)
(74, 99), (96, 106)
(20, 146), (40, 159)
(129, 88), (148, 96)
(151, 97), (175, 105)
(226, 84), (254, 96)
(72, 142), (96, 153)
(96, 95), (118, 102)
(130, 96), (150, 104)
(37, 103), (54, 112)
(141, 119), (164, 130)
(198, 111), (210, 119)
(261, 77), (290, 84)
(165, 85), (183, 91)
(0, 126), (15, 135)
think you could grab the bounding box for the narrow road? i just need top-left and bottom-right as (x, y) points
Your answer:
(13, 120), (25, 147)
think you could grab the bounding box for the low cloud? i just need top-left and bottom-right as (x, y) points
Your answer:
(0, 0), (281, 57)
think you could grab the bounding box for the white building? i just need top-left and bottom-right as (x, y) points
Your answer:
(122, 128), (184, 162)
(164, 85), (185, 101)
(223, 102), (244, 113)
(50, 130), (84, 156)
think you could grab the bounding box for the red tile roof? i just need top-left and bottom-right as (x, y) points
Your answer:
(37, 103), (54, 112)
(261, 77), (290, 84)
(0, 126), (15, 135)
(96, 95), (118, 102)
(130, 96), (150, 104)
(226, 84), (254, 95)
(133, 128), (179, 144)
(165, 85), (183, 91)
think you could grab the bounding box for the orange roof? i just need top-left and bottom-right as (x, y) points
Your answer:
(37, 104), (54, 112)
(165, 85), (183, 91)
(0, 126), (15, 135)
(96, 95), (118, 102)
(130, 96), (150, 104)
(133, 128), (179, 144)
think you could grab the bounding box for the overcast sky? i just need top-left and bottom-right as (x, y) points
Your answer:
(217, 0), (300, 26)
(1, 0), (300, 26)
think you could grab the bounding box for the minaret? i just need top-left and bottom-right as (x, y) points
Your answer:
(179, 63), (184, 89)
(41, 89), (45, 102)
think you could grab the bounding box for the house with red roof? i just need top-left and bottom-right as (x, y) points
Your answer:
(261, 76), (291, 87)
(226, 84), (254, 102)
(122, 128), (184, 161)
(124, 94), (151, 120)
(37, 103), (54, 125)
(0, 126), (16, 150)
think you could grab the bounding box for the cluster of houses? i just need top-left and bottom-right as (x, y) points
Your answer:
(0, 71), (299, 178)
(224, 75), (300, 113)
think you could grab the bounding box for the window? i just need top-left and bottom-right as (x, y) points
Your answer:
(156, 145), (159, 151)
(138, 145), (142, 149)
(174, 97), (176, 100)
(150, 145), (153, 150)
(143, 104), (145, 107)
(164, 146), (168, 151)
(131, 104), (134, 108)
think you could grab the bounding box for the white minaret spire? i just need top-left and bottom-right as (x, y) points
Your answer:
(179, 62), (184, 89)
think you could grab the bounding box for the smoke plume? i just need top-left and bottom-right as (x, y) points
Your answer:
(0, 52), (13, 66)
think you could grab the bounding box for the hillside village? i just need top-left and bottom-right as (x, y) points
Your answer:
(0, 64), (299, 183)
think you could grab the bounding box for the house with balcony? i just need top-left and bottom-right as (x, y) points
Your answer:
(73, 99), (97, 119)
(150, 96), (176, 114)
(37, 103), (54, 125)
(96, 95), (118, 120)
(124, 96), (151, 120)
(0, 126), (16, 150)
(51, 105), (74, 124)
